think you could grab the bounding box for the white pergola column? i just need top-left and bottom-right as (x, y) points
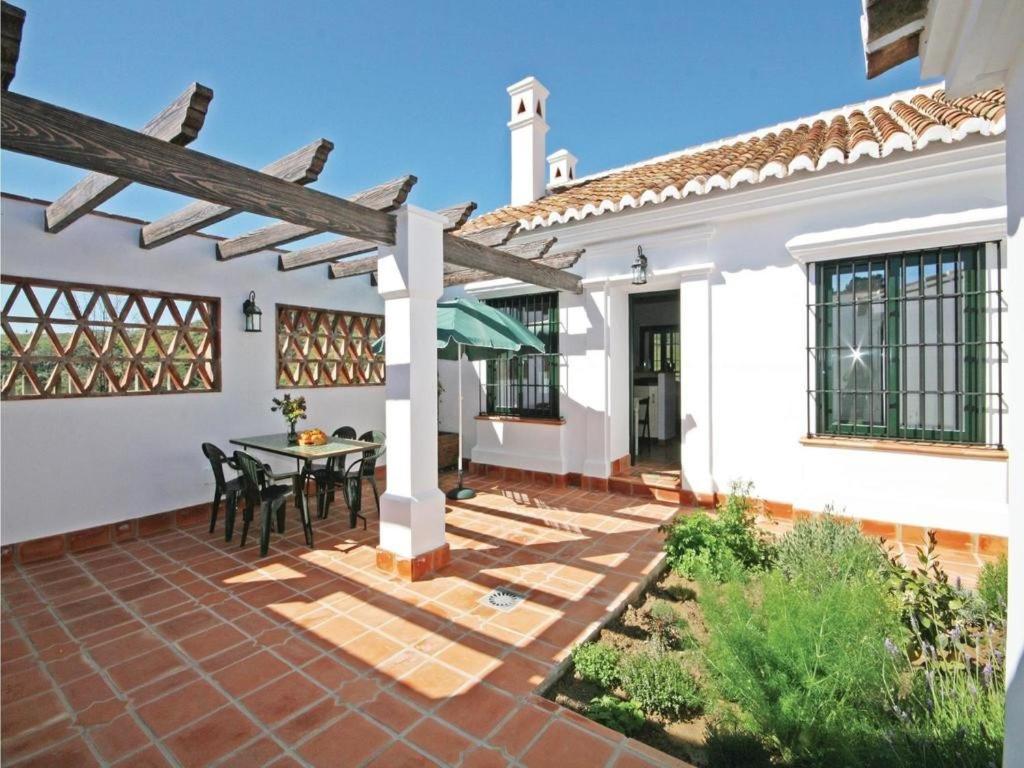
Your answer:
(375, 205), (449, 580)
(679, 269), (714, 504)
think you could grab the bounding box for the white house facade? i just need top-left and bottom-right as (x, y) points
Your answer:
(441, 78), (1011, 544)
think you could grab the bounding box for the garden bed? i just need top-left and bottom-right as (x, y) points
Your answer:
(545, 484), (1009, 768)
(545, 569), (711, 766)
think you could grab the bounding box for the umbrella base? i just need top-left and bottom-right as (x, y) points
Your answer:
(446, 486), (477, 500)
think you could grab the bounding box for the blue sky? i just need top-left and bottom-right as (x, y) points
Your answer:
(2, 0), (935, 238)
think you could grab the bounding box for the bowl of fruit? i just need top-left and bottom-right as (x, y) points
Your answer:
(297, 428), (328, 446)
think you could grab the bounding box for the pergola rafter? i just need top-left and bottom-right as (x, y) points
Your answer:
(328, 233), (560, 281)
(139, 138), (334, 249)
(1, 1), (24, 91)
(443, 249), (583, 287)
(44, 83), (214, 234)
(216, 175), (417, 261)
(279, 200), (476, 272)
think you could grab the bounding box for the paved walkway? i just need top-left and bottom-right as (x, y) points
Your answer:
(1, 475), (690, 768)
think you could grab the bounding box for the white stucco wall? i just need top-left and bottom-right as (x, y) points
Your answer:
(0, 196), (386, 544)
(456, 137), (1011, 536)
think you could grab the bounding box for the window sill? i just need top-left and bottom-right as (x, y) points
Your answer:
(799, 436), (1007, 460)
(475, 415), (565, 426)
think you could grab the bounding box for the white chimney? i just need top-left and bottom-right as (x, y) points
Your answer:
(507, 76), (549, 206)
(547, 149), (577, 188)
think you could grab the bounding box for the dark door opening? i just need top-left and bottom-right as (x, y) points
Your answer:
(627, 291), (681, 473)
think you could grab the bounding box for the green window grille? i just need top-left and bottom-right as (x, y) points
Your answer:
(808, 242), (1003, 447)
(483, 292), (560, 419)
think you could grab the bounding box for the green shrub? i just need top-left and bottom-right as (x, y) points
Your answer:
(704, 723), (774, 768)
(977, 555), (1008, 619)
(775, 510), (885, 583)
(883, 531), (986, 661)
(701, 566), (903, 765)
(620, 651), (702, 718)
(881, 626), (1005, 768)
(647, 600), (692, 650)
(586, 695), (645, 736)
(571, 641), (621, 689)
(661, 481), (774, 581)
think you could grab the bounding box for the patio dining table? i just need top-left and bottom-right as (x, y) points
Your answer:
(229, 433), (381, 544)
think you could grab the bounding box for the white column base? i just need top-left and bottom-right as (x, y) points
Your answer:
(378, 489), (447, 559)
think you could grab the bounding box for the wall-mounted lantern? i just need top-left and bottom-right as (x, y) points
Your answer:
(631, 245), (648, 285)
(242, 290), (262, 333)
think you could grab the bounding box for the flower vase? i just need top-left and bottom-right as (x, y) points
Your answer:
(287, 422), (299, 445)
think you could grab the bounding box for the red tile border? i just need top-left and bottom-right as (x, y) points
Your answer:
(18, 534), (66, 563)
(376, 542), (452, 581)
(68, 526), (111, 554)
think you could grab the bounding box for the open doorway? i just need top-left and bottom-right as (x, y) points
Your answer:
(626, 291), (681, 479)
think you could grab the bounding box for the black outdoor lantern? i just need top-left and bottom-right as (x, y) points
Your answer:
(242, 290), (262, 333)
(631, 245), (648, 285)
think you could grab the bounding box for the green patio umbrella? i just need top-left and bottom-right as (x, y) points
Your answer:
(371, 298), (545, 499)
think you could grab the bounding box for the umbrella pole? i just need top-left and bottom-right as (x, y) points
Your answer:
(447, 342), (476, 500)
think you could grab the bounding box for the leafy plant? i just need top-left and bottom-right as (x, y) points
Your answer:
(700, 565), (903, 766)
(571, 641), (621, 689)
(620, 651), (702, 718)
(270, 393), (307, 425)
(882, 531), (978, 661)
(586, 695), (645, 736)
(647, 600), (692, 650)
(661, 481), (774, 581)
(881, 620), (1005, 768)
(977, 555), (1008, 619)
(775, 509), (885, 582)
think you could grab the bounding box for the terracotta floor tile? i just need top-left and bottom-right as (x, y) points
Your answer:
(365, 742), (440, 767)
(178, 622), (249, 661)
(522, 719), (616, 768)
(112, 745), (175, 767)
(162, 705), (262, 768)
(213, 649), (291, 697)
(362, 690), (424, 733)
(302, 653), (358, 692)
(490, 703), (553, 757)
(137, 679), (229, 737)
(14, 735), (100, 768)
(107, 647), (186, 693)
(216, 736), (285, 768)
(296, 711), (391, 767)
(396, 661), (472, 708)
(435, 684), (518, 739)
(1, 690), (68, 740)
(407, 716), (474, 765)
(462, 746), (513, 768)
(273, 697), (349, 747)
(154, 608), (221, 642)
(89, 713), (151, 762)
(241, 671), (325, 727)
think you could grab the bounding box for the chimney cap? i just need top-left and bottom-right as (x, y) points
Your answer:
(507, 76), (549, 99)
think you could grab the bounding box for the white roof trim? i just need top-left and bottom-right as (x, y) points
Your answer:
(786, 206), (1007, 264)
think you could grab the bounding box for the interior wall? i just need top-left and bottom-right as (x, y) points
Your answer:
(0, 196), (387, 544)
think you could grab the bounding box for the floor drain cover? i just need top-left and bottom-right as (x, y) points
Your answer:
(481, 587), (526, 612)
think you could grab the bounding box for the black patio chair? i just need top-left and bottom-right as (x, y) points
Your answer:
(201, 443), (243, 541)
(637, 397), (651, 454)
(311, 426), (357, 520)
(340, 430), (386, 529)
(233, 450), (296, 557)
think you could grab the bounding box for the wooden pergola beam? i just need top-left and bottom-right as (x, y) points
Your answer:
(327, 234), (555, 281)
(2, 1), (25, 91)
(42, 83), (213, 234)
(443, 249), (584, 287)
(280, 200), (476, 272)
(139, 138), (334, 249)
(442, 233), (582, 293)
(3, 91), (396, 244)
(215, 175), (416, 260)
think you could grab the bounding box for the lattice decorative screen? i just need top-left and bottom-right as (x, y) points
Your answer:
(1, 276), (220, 400)
(276, 304), (384, 387)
